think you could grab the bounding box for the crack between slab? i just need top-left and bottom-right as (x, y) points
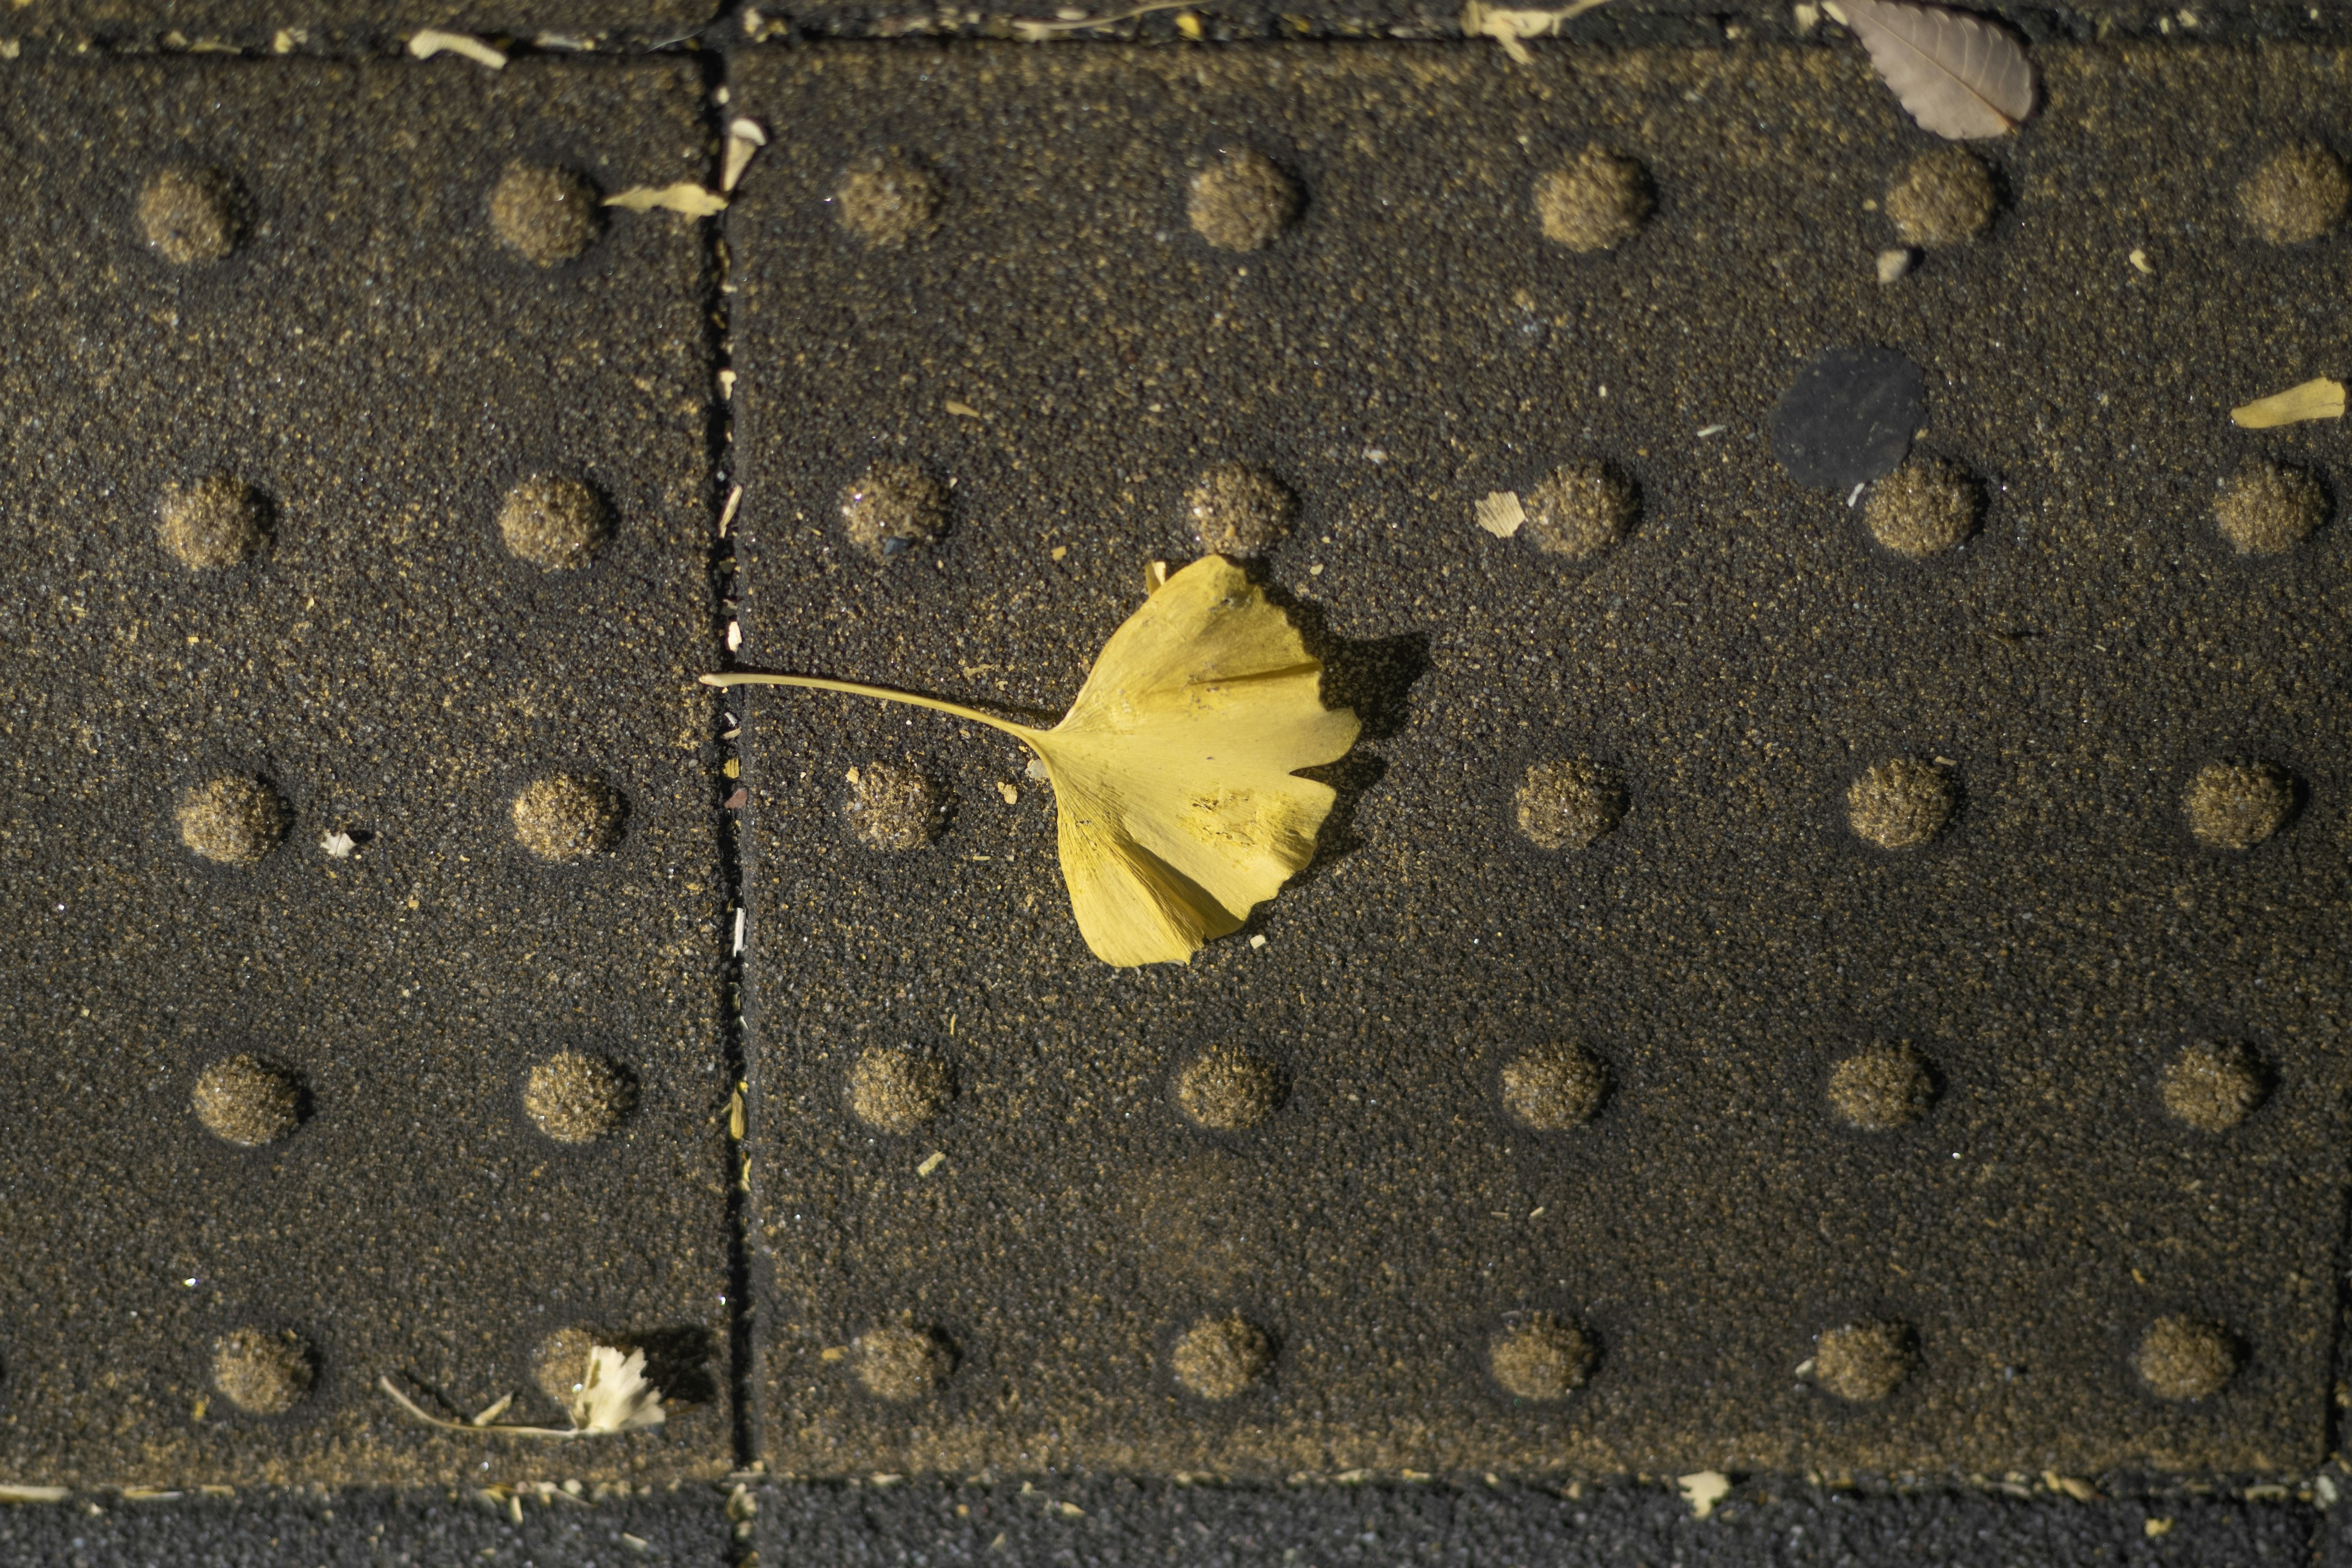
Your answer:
(693, 37), (762, 1519)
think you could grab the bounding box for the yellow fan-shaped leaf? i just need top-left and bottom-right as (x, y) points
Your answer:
(703, 556), (1360, 967)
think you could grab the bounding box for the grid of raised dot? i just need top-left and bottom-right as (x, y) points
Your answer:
(717, 51), (2343, 1474)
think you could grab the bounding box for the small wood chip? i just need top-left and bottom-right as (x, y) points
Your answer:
(2231, 377), (2345, 428)
(2129, 247), (2154, 274)
(723, 788), (748, 810)
(945, 399), (982, 418)
(916, 1150), (946, 1176)
(407, 28), (508, 67)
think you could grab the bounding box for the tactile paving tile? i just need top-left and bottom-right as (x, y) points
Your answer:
(0, 56), (732, 1484)
(728, 42), (2350, 1477)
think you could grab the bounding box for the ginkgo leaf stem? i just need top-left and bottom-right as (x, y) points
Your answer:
(699, 671), (1049, 745)
(700, 558), (1357, 967)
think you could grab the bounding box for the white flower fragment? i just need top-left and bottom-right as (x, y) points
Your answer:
(570, 1344), (666, 1436)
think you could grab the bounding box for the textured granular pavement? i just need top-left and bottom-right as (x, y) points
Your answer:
(1, 2), (2351, 1564)
(0, 53), (733, 1487)
(731, 40), (2350, 1478)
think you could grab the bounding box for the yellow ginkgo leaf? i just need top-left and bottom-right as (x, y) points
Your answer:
(703, 556), (1360, 966)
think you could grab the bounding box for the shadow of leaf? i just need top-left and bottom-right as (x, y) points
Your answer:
(1254, 572), (1430, 881)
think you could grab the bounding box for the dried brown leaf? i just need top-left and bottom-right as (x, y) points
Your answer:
(1830, 0), (2034, 140)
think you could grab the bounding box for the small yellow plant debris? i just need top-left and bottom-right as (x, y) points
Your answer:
(1474, 491), (1526, 538)
(379, 1344), (664, 1439)
(2231, 377), (2345, 428)
(916, 1150), (947, 1177)
(407, 28), (507, 67)
(706, 557), (1359, 966)
(1678, 1471), (1731, 1518)
(2145, 1518), (2173, 1538)
(604, 184), (728, 217)
(1009, 0), (1193, 40)
(722, 118), (767, 192)
(1461, 0), (1611, 63)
